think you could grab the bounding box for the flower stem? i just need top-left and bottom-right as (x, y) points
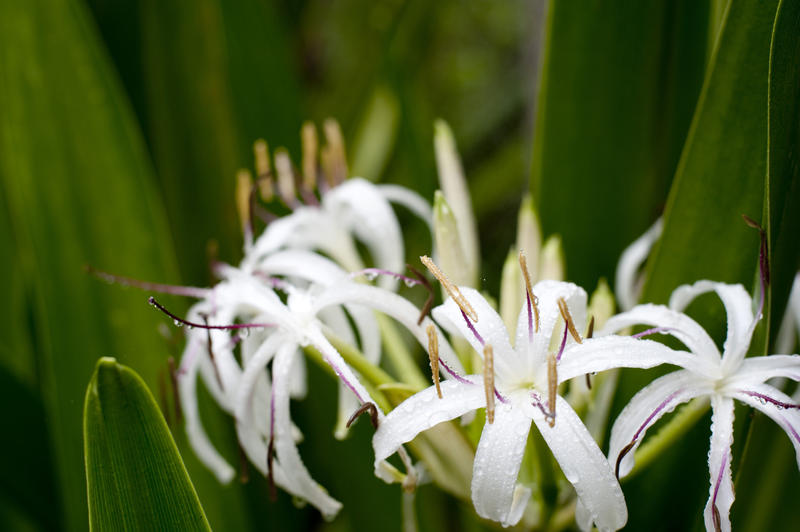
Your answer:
(624, 397), (709, 480)
(375, 314), (429, 390)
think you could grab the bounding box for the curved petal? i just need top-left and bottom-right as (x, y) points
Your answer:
(615, 218), (662, 311)
(602, 304), (721, 366)
(373, 378), (484, 465)
(608, 370), (710, 478)
(703, 395), (735, 532)
(471, 402), (532, 527)
(272, 342), (343, 518)
(377, 183), (433, 231)
(731, 383), (800, 469)
(432, 286), (516, 378)
(669, 281), (754, 370)
(558, 336), (718, 382)
(525, 281), (587, 375)
(526, 396), (627, 532)
(732, 355), (800, 385)
(256, 248), (349, 284)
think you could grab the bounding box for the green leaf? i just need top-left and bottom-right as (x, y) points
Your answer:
(84, 358), (210, 531)
(0, 0), (183, 528)
(532, 0), (709, 290)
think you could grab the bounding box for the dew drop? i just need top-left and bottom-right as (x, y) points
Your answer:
(403, 278), (416, 288)
(173, 319), (184, 328)
(240, 328), (250, 338)
(364, 272), (378, 281)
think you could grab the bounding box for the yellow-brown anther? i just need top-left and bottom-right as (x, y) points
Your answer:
(547, 352), (557, 427)
(483, 345), (495, 424)
(518, 251), (540, 332)
(426, 324), (442, 399)
(253, 139), (274, 201)
(235, 169), (253, 236)
(274, 148), (297, 206)
(301, 122), (318, 192)
(322, 119), (347, 186)
(420, 255), (478, 322)
(586, 316), (595, 339)
(557, 297), (582, 344)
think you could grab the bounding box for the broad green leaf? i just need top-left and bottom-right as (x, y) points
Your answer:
(532, 0), (709, 290)
(0, 0), (183, 528)
(84, 358), (210, 531)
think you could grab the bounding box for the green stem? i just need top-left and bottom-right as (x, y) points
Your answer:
(624, 397), (710, 481)
(324, 328), (397, 387)
(375, 314), (429, 390)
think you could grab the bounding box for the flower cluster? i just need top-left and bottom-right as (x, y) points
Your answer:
(132, 121), (800, 532)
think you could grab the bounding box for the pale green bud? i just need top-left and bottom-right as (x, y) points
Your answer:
(539, 235), (565, 282)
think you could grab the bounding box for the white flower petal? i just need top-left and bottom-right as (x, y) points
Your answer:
(615, 218), (662, 311)
(272, 342), (343, 518)
(602, 304), (721, 366)
(557, 336), (716, 382)
(373, 379), (484, 465)
(669, 281), (754, 370)
(731, 383), (800, 469)
(608, 370), (710, 478)
(471, 402), (532, 527)
(703, 395), (735, 532)
(527, 396), (627, 532)
(731, 355), (800, 385)
(377, 183), (433, 231)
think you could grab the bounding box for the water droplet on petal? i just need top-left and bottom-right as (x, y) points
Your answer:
(173, 319), (184, 328)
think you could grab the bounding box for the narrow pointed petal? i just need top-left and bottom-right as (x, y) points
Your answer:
(557, 336), (715, 382)
(732, 355), (800, 385)
(500, 249), (523, 337)
(669, 281), (754, 369)
(516, 195), (542, 282)
(527, 281), (587, 369)
(471, 403), (532, 527)
(272, 343), (343, 517)
(527, 396), (627, 532)
(373, 379), (484, 465)
(433, 191), (472, 286)
(703, 396), (735, 532)
(615, 218), (662, 311)
(377, 183), (433, 230)
(609, 371), (710, 478)
(731, 383), (800, 469)
(602, 304), (721, 366)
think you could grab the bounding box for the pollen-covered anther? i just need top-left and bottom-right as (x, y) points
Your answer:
(322, 118), (348, 186)
(253, 139), (274, 201)
(420, 255), (478, 322)
(547, 352), (557, 427)
(236, 169), (254, 238)
(301, 121), (319, 192)
(346, 402), (379, 429)
(274, 148), (298, 207)
(483, 344), (496, 424)
(518, 250), (540, 333)
(426, 324), (443, 399)
(557, 297), (582, 344)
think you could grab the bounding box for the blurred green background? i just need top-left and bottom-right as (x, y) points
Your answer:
(1, 0), (799, 530)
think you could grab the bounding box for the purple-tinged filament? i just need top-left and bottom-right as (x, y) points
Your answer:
(461, 309), (485, 346)
(739, 389), (800, 410)
(149, 297), (275, 331)
(632, 326), (675, 339)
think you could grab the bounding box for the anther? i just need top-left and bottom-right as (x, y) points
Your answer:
(518, 251), (540, 334)
(557, 298), (582, 344)
(235, 169), (255, 240)
(301, 121), (319, 193)
(420, 255), (478, 322)
(322, 119), (347, 186)
(407, 264), (434, 325)
(346, 402), (379, 429)
(483, 345), (496, 424)
(253, 139), (274, 202)
(426, 325), (442, 399)
(274, 148), (298, 207)
(547, 352), (557, 427)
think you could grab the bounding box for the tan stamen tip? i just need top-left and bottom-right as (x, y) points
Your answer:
(274, 148), (297, 206)
(253, 140), (274, 202)
(235, 169), (253, 235)
(426, 324), (443, 399)
(483, 345), (495, 424)
(301, 121), (318, 192)
(322, 118), (347, 185)
(557, 297), (582, 344)
(420, 255), (478, 322)
(547, 352), (557, 427)
(518, 251), (540, 332)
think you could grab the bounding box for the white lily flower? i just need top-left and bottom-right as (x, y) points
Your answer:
(373, 279), (691, 530)
(604, 280), (800, 532)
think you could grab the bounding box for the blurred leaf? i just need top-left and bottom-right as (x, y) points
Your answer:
(84, 358), (210, 531)
(532, 0), (709, 290)
(0, 0), (185, 528)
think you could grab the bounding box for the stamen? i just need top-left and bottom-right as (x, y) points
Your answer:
(632, 326), (675, 339)
(556, 318), (569, 362)
(546, 352), (557, 427)
(426, 325), (443, 398)
(168, 356), (182, 423)
(518, 251), (540, 337)
(406, 264), (434, 325)
(274, 148), (298, 207)
(420, 255), (478, 322)
(557, 298), (582, 344)
(322, 119), (347, 186)
(585, 316), (594, 389)
(439, 358), (472, 385)
(614, 440), (637, 479)
(84, 265), (210, 298)
(200, 313), (224, 391)
(739, 389), (800, 409)
(301, 121), (319, 192)
(148, 297), (275, 331)
(483, 345), (496, 424)
(345, 402), (379, 429)
(253, 139), (274, 201)
(742, 214), (770, 323)
(236, 169), (255, 240)
(531, 392), (554, 426)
